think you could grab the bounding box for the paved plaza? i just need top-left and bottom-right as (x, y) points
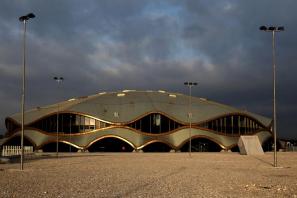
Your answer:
(1, 152), (297, 197)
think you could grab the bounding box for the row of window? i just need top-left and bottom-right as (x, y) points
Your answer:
(30, 113), (110, 133)
(198, 115), (264, 135)
(127, 113), (184, 134)
(7, 113), (267, 135)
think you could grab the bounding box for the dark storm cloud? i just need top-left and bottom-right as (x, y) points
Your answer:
(177, 0), (297, 139)
(0, 0), (296, 138)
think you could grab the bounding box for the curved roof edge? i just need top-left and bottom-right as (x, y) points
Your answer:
(6, 90), (271, 127)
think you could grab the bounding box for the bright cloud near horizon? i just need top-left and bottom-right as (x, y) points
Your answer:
(0, 0), (296, 138)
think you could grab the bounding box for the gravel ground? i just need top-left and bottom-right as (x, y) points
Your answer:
(0, 152), (297, 198)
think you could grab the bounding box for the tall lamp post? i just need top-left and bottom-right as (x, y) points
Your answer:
(184, 82), (198, 157)
(54, 77), (64, 157)
(259, 25), (284, 167)
(69, 115), (72, 152)
(19, 13), (35, 170)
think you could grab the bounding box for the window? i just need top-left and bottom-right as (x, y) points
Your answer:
(198, 114), (265, 135)
(96, 120), (100, 129)
(153, 114), (161, 126)
(29, 113), (110, 133)
(127, 113), (183, 134)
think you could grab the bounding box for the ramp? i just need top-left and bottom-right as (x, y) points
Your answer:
(238, 135), (264, 155)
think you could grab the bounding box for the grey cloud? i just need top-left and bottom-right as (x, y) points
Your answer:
(0, 0), (296, 139)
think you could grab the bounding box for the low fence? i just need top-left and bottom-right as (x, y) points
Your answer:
(287, 146), (297, 152)
(1, 145), (34, 157)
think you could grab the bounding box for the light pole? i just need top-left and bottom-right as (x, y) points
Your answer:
(54, 76), (64, 157)
(184, 82), (198, 157)
(259, 25), (284, 167)
(19, 13), (35, 170)
(69, 115), (72, 152)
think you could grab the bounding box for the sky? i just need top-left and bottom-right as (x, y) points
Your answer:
(0, 0), (296, 139)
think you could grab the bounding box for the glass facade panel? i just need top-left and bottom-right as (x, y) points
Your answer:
(29, 113), (110, 134)
(96, 120), (100, 129)
(80, 125), (85, 132)
(198, 114), (265, 135)
(84, 117), (90, 126)
(75, 115), (80, 125)
(27, 112), (265, 136)
(128, 113), (183, 134)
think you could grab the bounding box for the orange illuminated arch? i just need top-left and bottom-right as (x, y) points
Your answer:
(178, 135), (225, 150)
(86, 135), (135, 149)
(138, 140), (176, 151)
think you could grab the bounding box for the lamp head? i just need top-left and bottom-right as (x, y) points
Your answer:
(54, 77), (64, 81)
(27, 13), (35, 19)
(259, 26), (267, 31)
(19, 13), (35, 22)
(268, 26), (276, 31)
(184, 82), (198, 86)
(277, 26), (284, 31)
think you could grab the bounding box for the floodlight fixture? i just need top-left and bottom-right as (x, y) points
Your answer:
(259, 25), (284, 167)
(19, 12), (35, 170)
(19, 13), (35, 22)
(184, 81), (198, 157)
(53, 76), (64, 157)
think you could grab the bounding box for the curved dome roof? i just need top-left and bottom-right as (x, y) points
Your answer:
(8, 90), (271, 126)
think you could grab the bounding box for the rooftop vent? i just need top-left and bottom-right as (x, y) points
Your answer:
(114, 112), (119, 117)
(122, 90), (136, 93)
(117, 93), (126, 97)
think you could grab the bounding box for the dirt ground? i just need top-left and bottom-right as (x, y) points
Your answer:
(0, 152), (297, 198)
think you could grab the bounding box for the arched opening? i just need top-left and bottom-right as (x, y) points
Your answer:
(231, 145), (240, 152)
(3, 135), (34, 149)
(142, 142), (172, 152)
(5, 118), (20, 133)
(88, 137), (134, 152)
(180, 138), (222, 152)
(262, 137), (282, 152)
(41, 142), (78, 152)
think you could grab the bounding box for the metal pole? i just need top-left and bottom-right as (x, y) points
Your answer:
(20, 20), (27, 170)
(18, 13), (35, 170)
(189, 85), (192, 157)
(259, 26), (283, 167)
(56, 103), (59, 157)
(54, 77), (63, 157)
(184, 82), (197, 157)
(69, 115), (72, 152)
(272, 30), (277, 167)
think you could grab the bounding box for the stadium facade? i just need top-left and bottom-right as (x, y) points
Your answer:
(1, 90), (273, 152)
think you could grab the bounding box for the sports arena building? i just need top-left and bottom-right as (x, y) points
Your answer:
(1, 90), (273, 152)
